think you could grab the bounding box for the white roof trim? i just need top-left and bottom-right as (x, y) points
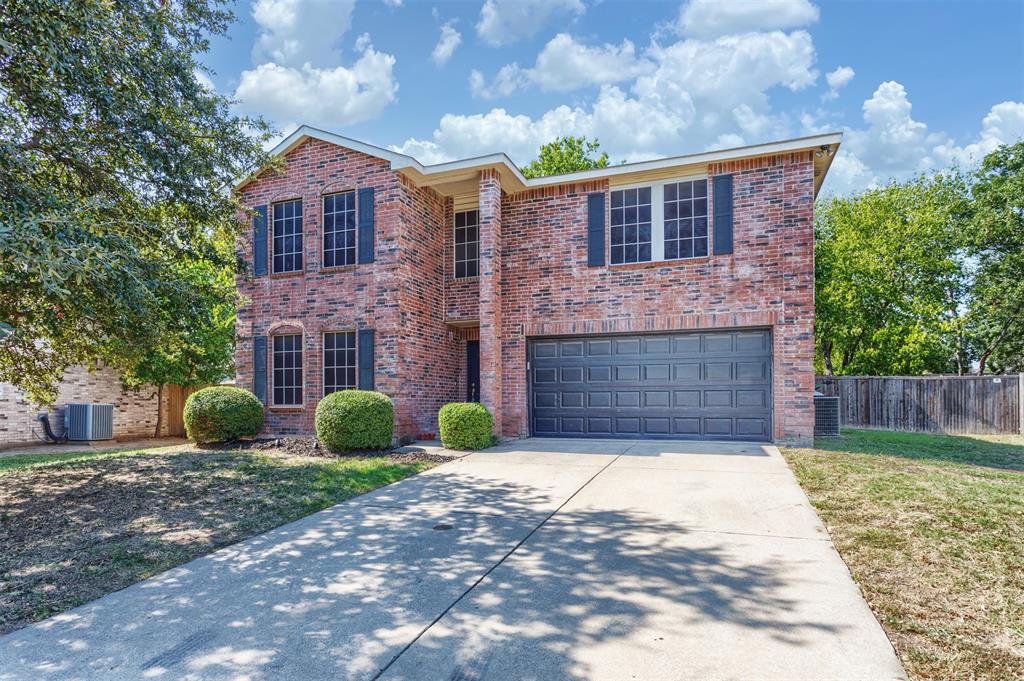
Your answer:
(522, 132), (843, 187)
(234, 125), (843, 192)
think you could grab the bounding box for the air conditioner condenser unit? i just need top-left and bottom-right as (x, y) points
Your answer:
(65, 403), (115, 441)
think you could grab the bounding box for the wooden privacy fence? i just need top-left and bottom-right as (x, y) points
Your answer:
(164, 385), (205, 437)
(816, 374), (1024, 435)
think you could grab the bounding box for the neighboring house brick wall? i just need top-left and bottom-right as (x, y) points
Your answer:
(0, 365), (167, 449)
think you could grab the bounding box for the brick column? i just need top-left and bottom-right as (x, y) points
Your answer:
(478, 169), (503, 435)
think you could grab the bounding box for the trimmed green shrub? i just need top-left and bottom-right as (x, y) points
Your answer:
(315, 390), (394, 452)
(184, 386), (264, 443)
(438, 402), (493, 450)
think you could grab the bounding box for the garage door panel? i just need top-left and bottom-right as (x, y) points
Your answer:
(529, 329), (772, 441)
(560, 341), (584, 357)
(704, 362), (732, 381)
(561, 392), (584, 408)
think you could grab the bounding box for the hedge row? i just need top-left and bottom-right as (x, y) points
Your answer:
(185, 388), (495, 452)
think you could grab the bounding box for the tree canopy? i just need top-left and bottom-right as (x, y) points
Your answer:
(815, 140), (1024, 375)
(0, 0), (270, 403)
(522, 136), (610, 178)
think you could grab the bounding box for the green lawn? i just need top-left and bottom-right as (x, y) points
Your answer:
(0, 444), (435, 634)
(782, 429), (1024, 681)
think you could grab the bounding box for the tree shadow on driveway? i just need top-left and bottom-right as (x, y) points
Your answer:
(0, 461), (859, 681)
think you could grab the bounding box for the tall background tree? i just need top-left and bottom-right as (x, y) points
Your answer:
(963, 141), (1024, 374)
(522, 136), (611, 178)
(815, 140), (1023, 376)
(0, 0), (270, 403)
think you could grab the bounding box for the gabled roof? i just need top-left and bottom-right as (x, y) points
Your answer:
(234, 125), (843, 197)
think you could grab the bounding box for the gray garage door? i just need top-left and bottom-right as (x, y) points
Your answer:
(529, 329), (772, 441)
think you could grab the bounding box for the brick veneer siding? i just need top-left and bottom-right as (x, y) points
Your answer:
(0, 365), (169, 449)
(498, 152), (816, 443)
(235, 139), (460, 439)
(236, 139), (817, 444)
(478, 169), (503, 435)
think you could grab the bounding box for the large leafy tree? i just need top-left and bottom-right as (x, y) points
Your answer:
(522, 136), (611, 178)
(814, 174), (969, 375)
(0, 0), (270, 403)
(963, 141), (1024, 374)
(119, 245), (237, 437)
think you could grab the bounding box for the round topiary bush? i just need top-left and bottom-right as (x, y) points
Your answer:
(438, 402), (493, 450)
(183, 386), (264, 444)
(315, 390), (394, 452)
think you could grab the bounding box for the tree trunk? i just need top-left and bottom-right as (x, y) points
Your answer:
(154, 383), (164, 438)
(978, 314), (1016, 376)
(822, 340), (836, 376)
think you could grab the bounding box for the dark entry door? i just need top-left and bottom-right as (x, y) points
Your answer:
(528, 329), (773, 441)
(466, 340), (480, 402)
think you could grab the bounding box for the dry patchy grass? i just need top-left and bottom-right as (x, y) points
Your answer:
(0, 444), (438, 634)
(783, 429), (1024, 681)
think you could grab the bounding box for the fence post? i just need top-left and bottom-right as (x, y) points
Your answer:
(1019, 373), (1023, 435)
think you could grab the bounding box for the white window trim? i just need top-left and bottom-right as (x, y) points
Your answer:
(453, 209), (480, 280)
(271, 332), (304, 408)
(322, 329), (358, 397)
(611, 173), (709, 264)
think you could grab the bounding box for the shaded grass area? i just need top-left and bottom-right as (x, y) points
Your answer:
(783, 429), (1024, 681)
(0, 446), (434, 634)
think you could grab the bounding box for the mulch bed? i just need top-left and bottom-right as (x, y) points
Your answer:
(197, 436), (459, 464)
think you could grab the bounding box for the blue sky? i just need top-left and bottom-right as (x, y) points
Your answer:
(201, 0), (1024, 194)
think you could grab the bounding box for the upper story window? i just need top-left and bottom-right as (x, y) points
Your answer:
(610, 187), (652, 265)
(323, 191), (356, 268)
(272, 199), (304, 273)
(664, 179), (708, 259)
(610, 177), (709, 264)
(454, 209), (479, 279)
(323, 331), (356, 395)
(272, 333), (303, 406)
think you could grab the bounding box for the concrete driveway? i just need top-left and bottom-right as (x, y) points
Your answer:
(0, 439), (906, 680)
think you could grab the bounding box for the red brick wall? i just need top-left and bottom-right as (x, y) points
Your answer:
(498, 153), (816, 443)
(236, 138), (456, 439)
(236, 140), (816, 444)
(443, 197), (480, 322)
(237, 139), (392, 435)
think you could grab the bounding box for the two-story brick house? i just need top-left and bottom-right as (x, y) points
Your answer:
(234, 126), (841, 445)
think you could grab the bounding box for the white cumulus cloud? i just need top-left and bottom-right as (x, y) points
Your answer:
(471, 34), (652, 97)
(822, 65), (854, 100)
(432, 21), (462, 66)
(251, 0), (356, 67)
(234, 39), (398, 132)
(476, 0), (585, 47)
(678, 0), (819, 39)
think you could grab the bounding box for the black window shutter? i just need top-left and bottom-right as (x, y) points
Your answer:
(253, 335), (268, 403)
(586, 192), (605, 266)
(358, 329), (375, 390)
(253, 205), (268, 276)
(713, 175), (734, 255)
(357, 187), (375, 264)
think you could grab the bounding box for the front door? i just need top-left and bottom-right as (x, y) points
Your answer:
(466, 340), (480, 402)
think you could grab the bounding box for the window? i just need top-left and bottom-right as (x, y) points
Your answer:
(610, 177), (709, 264)
(323, 191), (356, 268)
(454, 209), (479, 279)
(610, 187), (652, 264)
(323, 331), (356, 395)
(272, 199), (303, 273)
(664, 179), (708, 259)
(272, 334), (303, 406)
